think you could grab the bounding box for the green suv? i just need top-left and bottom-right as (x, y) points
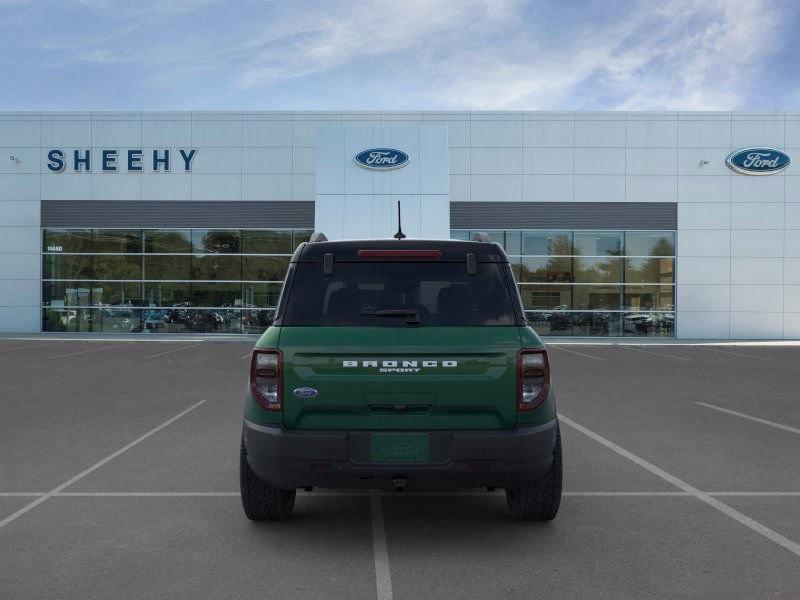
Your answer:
(240, 236), (562, 521)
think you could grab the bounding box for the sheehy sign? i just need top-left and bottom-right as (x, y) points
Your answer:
(46, 148), (197, 172)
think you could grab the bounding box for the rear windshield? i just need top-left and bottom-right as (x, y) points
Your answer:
(281, 261), (518, 326)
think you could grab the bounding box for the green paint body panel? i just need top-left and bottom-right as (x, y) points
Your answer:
(248, 325), (554, 430)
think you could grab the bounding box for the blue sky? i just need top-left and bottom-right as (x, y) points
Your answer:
(1, 0), (798, 111)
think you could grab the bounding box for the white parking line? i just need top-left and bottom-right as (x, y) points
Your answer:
(241, 352), (252, 359)
(370, 491), (394, 600)
(623, 346), (691, 361)
(548, 346), (604, 361)
(0, 400), (206, 530)
(50, 342), (132, 358)
(696, 402), (800, 436)
(559, 413), (800, 558)
(696, 347), (771, 361)
(56, 492), (239, 497)
(143, 344), (201, 360)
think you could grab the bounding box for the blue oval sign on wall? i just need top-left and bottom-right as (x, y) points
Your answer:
(726, 147), (791, 175)
(354, 148), (409, 170)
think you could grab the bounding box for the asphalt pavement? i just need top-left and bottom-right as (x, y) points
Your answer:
(1, 338), (799, 599)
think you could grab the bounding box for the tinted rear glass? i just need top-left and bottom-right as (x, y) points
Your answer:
(282, 262), (517, 326)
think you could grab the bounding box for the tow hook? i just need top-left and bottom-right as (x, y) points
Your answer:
(392, 477), (408, 493)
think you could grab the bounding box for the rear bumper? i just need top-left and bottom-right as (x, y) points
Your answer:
(242, 418), (558, 490)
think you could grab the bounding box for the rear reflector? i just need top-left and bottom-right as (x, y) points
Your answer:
(358, 249), (442, 259)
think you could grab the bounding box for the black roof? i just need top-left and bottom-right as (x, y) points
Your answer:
(294, 238), (508, 262)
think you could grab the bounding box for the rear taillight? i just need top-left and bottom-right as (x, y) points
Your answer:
(518, 349), (550, 411)
(250, 349), (282, 411)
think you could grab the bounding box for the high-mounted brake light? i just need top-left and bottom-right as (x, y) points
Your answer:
(250, 349), (282, 411)
(517, 348), (550, 411)
(358, 249), (442, 259)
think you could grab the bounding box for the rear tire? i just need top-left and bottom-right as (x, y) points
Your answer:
(240, 437), (296, 521)
(506, 425), (562, 521)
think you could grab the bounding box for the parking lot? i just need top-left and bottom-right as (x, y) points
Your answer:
(1, 337), (799, 599)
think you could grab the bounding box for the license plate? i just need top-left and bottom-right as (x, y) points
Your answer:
(370, 433), (429, 463)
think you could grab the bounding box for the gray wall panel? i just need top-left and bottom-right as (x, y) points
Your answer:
(450, 202), (677, 230)
(42, 201), (315, 228)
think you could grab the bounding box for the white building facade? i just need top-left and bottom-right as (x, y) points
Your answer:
(0, 110), (798, 339)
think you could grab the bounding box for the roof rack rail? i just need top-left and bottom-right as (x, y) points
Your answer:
(471, 232), (492, 242)
(308, 232), (328, 243)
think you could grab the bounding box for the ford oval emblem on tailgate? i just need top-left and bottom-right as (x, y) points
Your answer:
(293, 387), (318, 398)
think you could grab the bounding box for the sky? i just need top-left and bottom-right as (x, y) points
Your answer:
(1, 0), (798, 111)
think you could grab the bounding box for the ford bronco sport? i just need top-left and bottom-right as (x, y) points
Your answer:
(240, 235), (562, 521)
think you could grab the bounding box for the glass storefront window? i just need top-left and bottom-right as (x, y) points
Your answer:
(519, 284), (571, 310)
(191, 255), (242, 280)
(573, 231), (623, 256)
(43, 254), (93, 279)
(92, 255), (143, 280)
(519, 257), (573, 283)
(573, 257), (622, 283)
(192, 229), (241, 253)
(143, 282), (192, 307)
(624, 285), (674, 311)
(624, 257), (674, 284)
(573, 285), (622, 310)
(243, 256), (290, 281)
(43, 229), (92, 253)
(190, 282), (243, 307)
(144, 230), (192, 253)
(522, 231), (572, 256)
(42, 227), (313, 335)
(625, 231), (675, 256)
(144, 255), (192, 280)
(242, 282), (283, 308)
(453, 228), (675, 338)
(242, 230), (292, 254)
(93, 230), (142, 253)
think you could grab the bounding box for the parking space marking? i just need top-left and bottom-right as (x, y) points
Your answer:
(50, 342), (133, 359)
(696, 402), (800, 436)
(623, 346), (691, 361)
(559, 413), (800, 558)
(370, 491), (394, 600)
(697, 347), (771, 361)
(0, 400), (206, 531)
(241, 352), (252, 359)
(142, 344), (202, 360)
(548, 345), (605, 361)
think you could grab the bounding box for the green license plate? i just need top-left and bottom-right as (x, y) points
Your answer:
(370, 433), (430, 463)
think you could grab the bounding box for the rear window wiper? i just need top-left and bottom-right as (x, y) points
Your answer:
(359, 308), (421, 325)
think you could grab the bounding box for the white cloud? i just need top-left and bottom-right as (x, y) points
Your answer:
(2, 0), (794, 109)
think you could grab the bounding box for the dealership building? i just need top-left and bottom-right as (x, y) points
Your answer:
(0, 110), (798, 339)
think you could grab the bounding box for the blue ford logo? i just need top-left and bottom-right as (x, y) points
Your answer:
(292, 387), (318, 398)
(354, 148), (409, 170)
(726, 147), (790, 175)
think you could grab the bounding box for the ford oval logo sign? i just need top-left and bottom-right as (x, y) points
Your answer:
(292, 387), (318, 398)
(726, 147), (790, 175)
(354, 148), (409, 170)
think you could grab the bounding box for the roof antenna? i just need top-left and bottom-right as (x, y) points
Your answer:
(393, 200), (406, 240)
